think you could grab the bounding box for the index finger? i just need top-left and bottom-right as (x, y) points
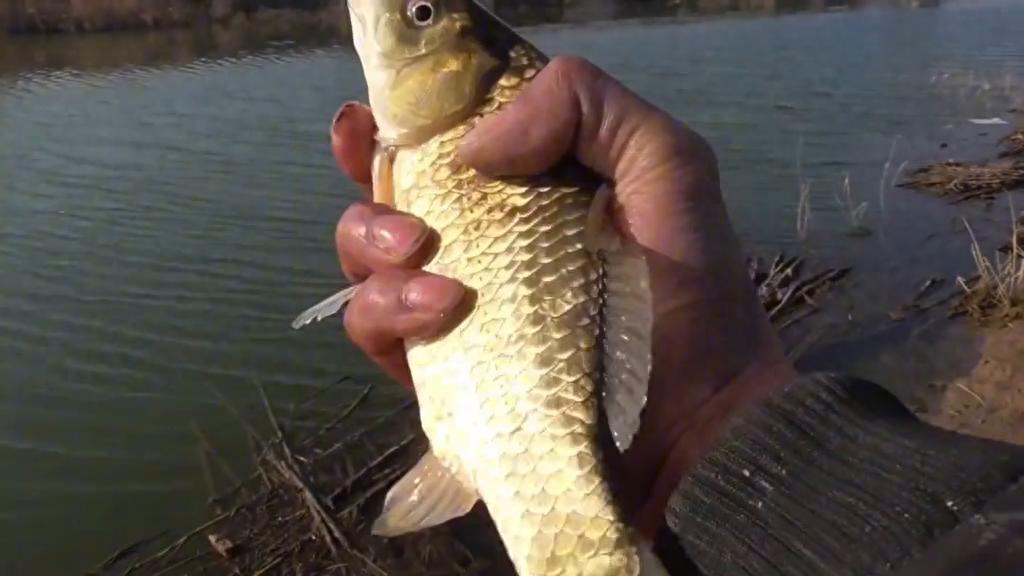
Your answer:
(330, 102), (377, 195)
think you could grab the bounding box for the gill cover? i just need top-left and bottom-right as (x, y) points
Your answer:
(347, 0), (506, 145)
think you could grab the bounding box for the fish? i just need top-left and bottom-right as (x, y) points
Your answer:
(293, 1), (665, 574)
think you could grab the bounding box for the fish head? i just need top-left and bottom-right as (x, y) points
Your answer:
(347, 0), (516, 144)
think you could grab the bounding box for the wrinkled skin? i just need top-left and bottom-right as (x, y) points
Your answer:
(330, 56), (795, 537)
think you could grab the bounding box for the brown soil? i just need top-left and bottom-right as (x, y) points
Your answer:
(926, 324), (1024, 445)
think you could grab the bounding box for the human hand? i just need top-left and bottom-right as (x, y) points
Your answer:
(329, 56), (795, 538)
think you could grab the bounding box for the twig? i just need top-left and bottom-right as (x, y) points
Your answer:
(90, 531), (168, 573)
(329, 432), (420, 504)
(768, 284), (799, 321)
(319, 399), (418, 459)
(251, 555), (285, 576)
(149, 550), (216, 576)
(122, 508), (240, 575)
(207, 384), (267, 446)
(335, 459), (418, 519)
(303, 383), (374, 447)
(913, 277), (945, 303)
(256, 382), (389, 575)
(192, 422), (241, 487)
(954, 381), (986, 406)
(287, 375), (353, 423)
(779, 307), (818, 331)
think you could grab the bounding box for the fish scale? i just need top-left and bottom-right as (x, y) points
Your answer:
(391, 44), (641, 576)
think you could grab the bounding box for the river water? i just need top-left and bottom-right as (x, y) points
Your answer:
(2, 1), (1024, 573)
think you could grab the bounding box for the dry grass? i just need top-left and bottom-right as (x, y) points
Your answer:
(838, 173), (871, 236)
(899, 159), (1024, 203)
(748, 253), (850, 330)
(954, 212), (1024, 326)
(1001, 129), (1024, 158)
(878, 135), (902, 213)
(1000, 214), (1024, 255)
(796, 179), (812, 241)
(90, 384), (511, 576)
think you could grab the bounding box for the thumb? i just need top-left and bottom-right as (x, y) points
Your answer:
(458, 56), (712, 190)
(457, 56), (721, 265)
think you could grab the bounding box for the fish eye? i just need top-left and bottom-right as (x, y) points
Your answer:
(407, 0), (436, 27)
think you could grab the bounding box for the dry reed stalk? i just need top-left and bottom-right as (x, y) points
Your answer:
(796, 179), (812, 241)
(900, 159), (1024, 203)
(838, 173), (871, 236)
(1001, 129), (1024, 158)
(953, 212), (1024, 325)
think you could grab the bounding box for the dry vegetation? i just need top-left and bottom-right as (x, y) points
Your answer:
(748, 254), (850, 330)
(1001, 129), (1024, 158)
(1000, 214), (1024, 255)
(899, 126), (1024, 202)
(90, 384), (512, 576)
(899, 159), (1024, 203)
(953, 215), (1024, 326)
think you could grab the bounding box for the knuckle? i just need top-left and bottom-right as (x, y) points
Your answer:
(358, 271), (403, 310)
(344, 271), (413, 349)
(343, 275), (392, 340)
(341, 296), (364, 341)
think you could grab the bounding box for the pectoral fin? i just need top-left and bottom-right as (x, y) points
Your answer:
(586, 187), (654, 452)
(291, 285), (360, 330)
(372, 450), (479, 537)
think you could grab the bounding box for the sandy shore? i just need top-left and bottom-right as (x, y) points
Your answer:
(927, 324), (1024, 444)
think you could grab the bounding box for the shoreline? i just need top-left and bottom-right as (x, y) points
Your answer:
(0, 1), (346, 36)
(0, 0), (939, 37)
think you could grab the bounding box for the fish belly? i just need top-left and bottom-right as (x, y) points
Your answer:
(391, 122), (640, 575)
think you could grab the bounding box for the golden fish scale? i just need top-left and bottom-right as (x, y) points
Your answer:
(390, 46), (640, 576)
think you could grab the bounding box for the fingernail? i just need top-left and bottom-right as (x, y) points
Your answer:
(332, 102), (358, 130)
(331, 100), (360, 136)
(402, 276), (465, 314)
(368, 213), (428, 257)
